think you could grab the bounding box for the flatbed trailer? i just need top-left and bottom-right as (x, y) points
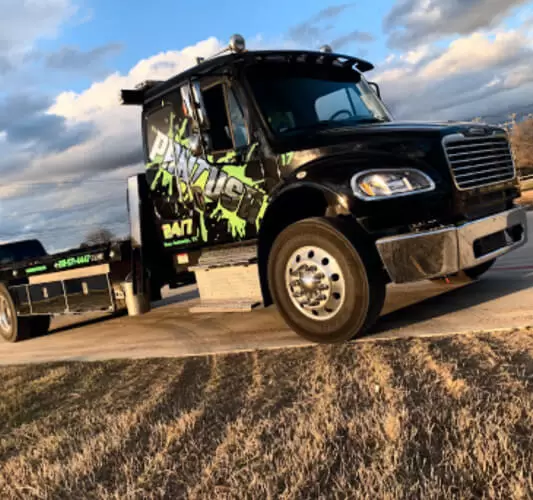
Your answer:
(1, 241), (130, 319)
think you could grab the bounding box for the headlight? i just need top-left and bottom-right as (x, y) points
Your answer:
(351, 168), (435, 201)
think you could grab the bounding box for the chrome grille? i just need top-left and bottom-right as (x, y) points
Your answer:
(443, 134), (516, 190)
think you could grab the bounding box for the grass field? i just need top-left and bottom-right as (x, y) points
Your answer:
(2, 329), (533, 499)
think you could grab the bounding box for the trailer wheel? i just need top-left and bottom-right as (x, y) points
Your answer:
(0, 284), (28, 342)
(267, 217), (386, 344)
(0, 284), (51, 342)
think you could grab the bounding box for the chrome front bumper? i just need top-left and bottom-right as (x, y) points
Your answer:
(376, 207), (528, 283)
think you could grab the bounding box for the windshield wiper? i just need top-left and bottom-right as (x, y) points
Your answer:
(280, 117), (389, 135)
(349, 117), (388, 124)
(279, 121), (336, 135)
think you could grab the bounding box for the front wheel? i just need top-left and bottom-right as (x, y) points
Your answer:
(267, 217), (386, 344)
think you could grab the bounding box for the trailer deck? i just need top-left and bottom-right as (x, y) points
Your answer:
(0, 241), (131, 317)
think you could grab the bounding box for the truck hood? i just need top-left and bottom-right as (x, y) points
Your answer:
(279, 120), (508, 175)
(322, 120), (505, 134)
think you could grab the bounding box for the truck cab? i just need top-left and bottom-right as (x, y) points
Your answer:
(120, 35), (527, 343)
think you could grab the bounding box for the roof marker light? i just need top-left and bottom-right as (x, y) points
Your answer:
(229, 34), (246, 53)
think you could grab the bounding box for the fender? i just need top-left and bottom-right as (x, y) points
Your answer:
(275, 150), (450, 220)
(257, 180), (359, 306)
(266, 179), (351, 218)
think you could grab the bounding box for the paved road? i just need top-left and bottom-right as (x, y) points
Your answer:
(1, 212), (532, 365)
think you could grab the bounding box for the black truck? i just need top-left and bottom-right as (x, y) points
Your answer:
(0, 35), (528, 344)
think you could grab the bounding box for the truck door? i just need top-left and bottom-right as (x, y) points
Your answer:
(143, 93), (201, 250)
(194, 79), (267, 245)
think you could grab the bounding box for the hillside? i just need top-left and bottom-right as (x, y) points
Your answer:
(1, 329), (533, 499)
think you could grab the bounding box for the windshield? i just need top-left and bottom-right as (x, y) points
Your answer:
(247, 67), (391, 136)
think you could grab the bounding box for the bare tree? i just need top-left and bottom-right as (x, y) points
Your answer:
(81, 228), (116, 247)
(509, 116), (533, 179)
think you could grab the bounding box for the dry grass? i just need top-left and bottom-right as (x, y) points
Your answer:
(2, 330), (533, 499)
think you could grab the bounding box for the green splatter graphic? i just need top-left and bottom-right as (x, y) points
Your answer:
(145, 111), (270, 243)
(214, 144), (268, 238)
(211, 204), (247, 239)
(198, 212), (208, 242)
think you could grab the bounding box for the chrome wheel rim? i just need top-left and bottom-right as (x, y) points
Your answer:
(285, 245), (346, 321)
(0, 296), (13, 334)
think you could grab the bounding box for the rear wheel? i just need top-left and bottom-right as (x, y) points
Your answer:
(267, 217), (386, 344)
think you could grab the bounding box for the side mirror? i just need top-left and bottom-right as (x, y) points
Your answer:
(188, 134), (203, 156)
(187, 132), (212, 156)
(180, 85), (194, 118)
(368, 81), (381, 99)
(192, 81), (210, 129)
(180, 82), (210, 129)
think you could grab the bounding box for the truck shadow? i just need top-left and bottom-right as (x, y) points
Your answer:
(371, 271), (533, 336)
(45, 271), (531, 342)
(47, 287), (200, 337)
(48, 310), (129, 336)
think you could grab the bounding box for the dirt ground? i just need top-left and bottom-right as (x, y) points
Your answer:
(2, 328), (533, 499)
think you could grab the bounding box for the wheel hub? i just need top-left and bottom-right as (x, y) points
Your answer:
(299, 266), (325, 292)
(285, 246), (346, 321)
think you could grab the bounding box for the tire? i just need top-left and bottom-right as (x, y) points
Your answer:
(267, 217), (386, 344)
(430, 259), (496, 285)
(0, 284), (51, 342)
(0, 283), (28, 342)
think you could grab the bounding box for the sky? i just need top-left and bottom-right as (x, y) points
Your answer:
(1, 0), (533, 252)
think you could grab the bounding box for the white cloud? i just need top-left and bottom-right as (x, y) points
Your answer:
(384, 0), (529, 49)
(10, 37), (224, 186)
(0, 37), (227, 250)
(0, 0), (76, 58)
(400, 44), (431, 64)
(51, 37), (222, 119)
(420, 31), (528, 78)
(374, 27), (533, 122)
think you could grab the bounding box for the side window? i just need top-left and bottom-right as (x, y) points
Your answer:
(202, 82), (249, 152)
(227, 89), (249, 149)
(202, 83), (233, 152)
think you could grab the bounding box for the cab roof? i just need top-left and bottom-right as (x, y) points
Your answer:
(120, 49), (374, 106)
